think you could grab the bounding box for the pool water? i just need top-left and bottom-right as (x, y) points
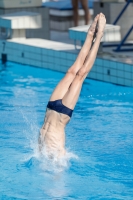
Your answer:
(0, 62), (133, 199)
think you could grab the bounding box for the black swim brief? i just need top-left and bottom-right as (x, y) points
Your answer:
(47, 99), (73, 118)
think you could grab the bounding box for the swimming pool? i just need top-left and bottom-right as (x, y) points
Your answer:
(0, 62), (133, 199)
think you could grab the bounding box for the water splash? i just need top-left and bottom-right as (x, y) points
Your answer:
(39, 148), (78, 173)
(22, 130), (78, 174)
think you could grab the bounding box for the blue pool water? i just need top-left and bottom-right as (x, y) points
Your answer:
(0, 62), (133, 199)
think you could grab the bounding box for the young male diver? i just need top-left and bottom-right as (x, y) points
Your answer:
(39, 13), (106, 158)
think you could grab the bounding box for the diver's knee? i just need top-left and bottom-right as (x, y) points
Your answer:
(77, 67), (87, 78)
(68, 66), (77, 76)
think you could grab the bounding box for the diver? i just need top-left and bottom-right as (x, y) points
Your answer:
(39, 13), (106, 158)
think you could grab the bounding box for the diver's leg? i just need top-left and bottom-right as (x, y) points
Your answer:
(49, 15), (99, 101)
(62, 13), (106, 109)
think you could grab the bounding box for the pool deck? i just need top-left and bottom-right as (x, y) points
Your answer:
(0, 30), (133, 87)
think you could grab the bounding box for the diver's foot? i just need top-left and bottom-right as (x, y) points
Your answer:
(97, 13), (106, 37)
(88, 14), (99, 37)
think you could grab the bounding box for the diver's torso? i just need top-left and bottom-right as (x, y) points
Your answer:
(40, 108), (70, 156)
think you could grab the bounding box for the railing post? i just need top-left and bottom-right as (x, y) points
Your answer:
(113, 0), (132, 25)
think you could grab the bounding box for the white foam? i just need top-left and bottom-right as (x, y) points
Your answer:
(40, 148), (78, 173)
(23, 135), (78, 173)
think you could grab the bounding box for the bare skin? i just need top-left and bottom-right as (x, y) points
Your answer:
(71, 0), (90, 26)
(39, 13), (106, 158)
